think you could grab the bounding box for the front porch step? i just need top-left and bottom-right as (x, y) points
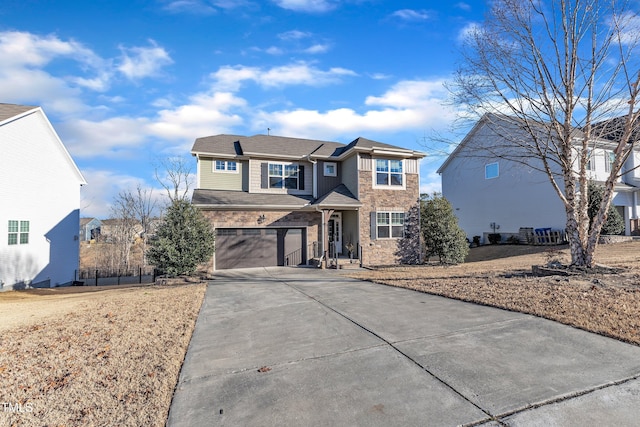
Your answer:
(307, 257), (361, 269)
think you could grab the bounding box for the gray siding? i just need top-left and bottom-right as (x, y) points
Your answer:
(317, 160), (341, 197)
(341, 154), (359, 198)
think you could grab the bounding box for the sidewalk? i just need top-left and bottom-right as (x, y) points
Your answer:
(167, 267), (640, 426)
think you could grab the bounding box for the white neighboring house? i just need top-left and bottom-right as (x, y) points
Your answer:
(438, 114), (640, 243)
(0, 104), (86, 291)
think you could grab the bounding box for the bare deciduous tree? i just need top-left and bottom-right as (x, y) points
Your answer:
(109, 191), (140, 269)
(118, 185), (158, 266)
(451, 0), (640, 267)
(154, 157), (193, 203)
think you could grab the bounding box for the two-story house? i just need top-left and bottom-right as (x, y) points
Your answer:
(0, 103), (86, 290)
(191, 134), (425, 269)
(438, 114), (640, 243)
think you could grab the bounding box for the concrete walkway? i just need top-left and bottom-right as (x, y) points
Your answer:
(167, 267), (640, 426)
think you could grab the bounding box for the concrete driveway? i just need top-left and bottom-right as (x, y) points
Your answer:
(167, 267), (640, 426)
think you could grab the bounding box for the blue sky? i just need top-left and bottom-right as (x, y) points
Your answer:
(1, 0), (487, 218)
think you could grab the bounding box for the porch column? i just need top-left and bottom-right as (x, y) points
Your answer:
(322, 208), (334, 268)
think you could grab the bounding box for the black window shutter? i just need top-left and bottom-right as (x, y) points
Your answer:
(261, 163), (268, 189)
(370, 211), (377, 240)
(299, 165), (305, 190)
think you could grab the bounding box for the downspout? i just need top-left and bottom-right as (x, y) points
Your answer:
(314, 206), (325, 268)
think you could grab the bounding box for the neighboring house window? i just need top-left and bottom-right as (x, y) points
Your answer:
(214, 160), (237, 172)
(268, 163), (304, 190)
(375, 159), (403, 186)
(324, 162), (337, 177)
(605, 150), (615, 172)
(586, 150), (594, 171)
(376, 212), (404, 238)
(485, 162), (499, 179)
(8, 220), (29, 245)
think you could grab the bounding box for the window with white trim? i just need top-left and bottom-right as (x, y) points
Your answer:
(324, 162), (337, 177)
(214, 160), (238, 172)
(605, 150), (615, 172)
(376, 212), (404, 238)
(586, 150), (594, 171)
(375, 159), (403, 187)
(485, 162), (499, 179)
(8, 220), (29, 245)
(268, 163), (302, 190)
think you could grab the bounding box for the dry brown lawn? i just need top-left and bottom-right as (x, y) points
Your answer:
(2, 242), (639, 426)
(352, 241), (640, 346)
(0, 282), (206, 427)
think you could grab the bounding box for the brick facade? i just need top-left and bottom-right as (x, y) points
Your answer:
(357, 172), (421, 266)
(201, 208), (322, 251)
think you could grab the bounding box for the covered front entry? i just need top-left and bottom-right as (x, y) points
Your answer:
(215, 228), (306, 270)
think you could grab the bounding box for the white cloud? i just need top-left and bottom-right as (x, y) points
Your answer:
(278, 30), (312, 40)
(117, 40), (173, 80)
(391, 9), (431, 22)
(60, 116), (151, 158)
(272, 0), (337, 13)
(303, 43), (330, 54)
(0, 31), (108, 114)
(457, 22), (482, 43)
(211, 62), (357, 91)
(80, 169), (150, 218)
(252, 78), (455, 140)
(148, 92), (247, 140)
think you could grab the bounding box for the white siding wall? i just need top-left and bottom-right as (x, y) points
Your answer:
(441, 124), (566, 242)
(0, 110), (83, 290)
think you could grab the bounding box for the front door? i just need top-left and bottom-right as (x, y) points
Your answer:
(328, 213), (342, 257)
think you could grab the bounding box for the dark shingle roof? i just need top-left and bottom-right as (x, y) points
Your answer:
(192, 189), (314, 208)
(312, 184), (361, 208)
(192, 133), (425, 159)
(0, 103), (37, 123)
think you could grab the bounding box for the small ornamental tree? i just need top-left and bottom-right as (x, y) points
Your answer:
(147, 199), (215, 276)
(588, 183), (624, 236)
(421, 193), (469, 264)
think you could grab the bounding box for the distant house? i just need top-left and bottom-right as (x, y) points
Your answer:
(437, 114), (640, 243)
(99, 218), (143, 243)
(0, 104), (86, 290)
(80, 218), (102, 241)
(191, 134), (425, 269)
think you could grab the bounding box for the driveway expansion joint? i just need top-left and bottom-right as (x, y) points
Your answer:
(268, 270), (498, 422)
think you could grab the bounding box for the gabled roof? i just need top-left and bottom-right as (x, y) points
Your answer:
(0, 103), (37, 123)
(312, 184), (362, 209)
(0, 103), (86, 185)
(191, 133), (425, 160)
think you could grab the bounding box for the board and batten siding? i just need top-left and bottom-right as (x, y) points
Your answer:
(198, 158), (247, 191)
(358, 155), (419, 174)
(317, 160), (341, 197)
(0, 109), (84, 290)
(249, 159), (313, 196)
(341, 154), (359, 198)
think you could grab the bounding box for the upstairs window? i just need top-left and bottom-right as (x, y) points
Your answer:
(8, 220), (29, 245)
(375, 159), (403, 187)
(214, 160), (238, 172)
(268, 163), (304, 190)
(324, 162), (337, 177)
(605, 150), (615, 173)
(485, 162), (499, 179)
